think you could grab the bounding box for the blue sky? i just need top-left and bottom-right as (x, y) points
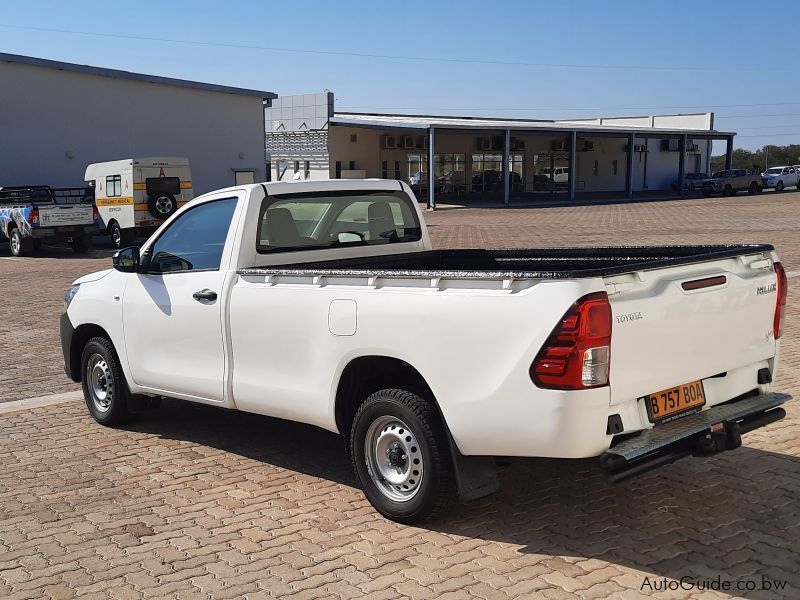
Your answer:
(2, 0), (798, 151)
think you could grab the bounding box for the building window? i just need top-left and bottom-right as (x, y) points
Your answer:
(335, 161), (342, 179)
(106, 175), (121, 197)
(350, 134), (358, 143)
(382, 161), (389, 179)
(304, 160), (310, 179)
(394, 161), (401, 180)
(613, 160), (618, 176)
(470, 153), (522, 192)
(435, 154), (466, 193)
(408, 154), (426, 187)
(593, 160), (599, 176)
(294, 160), (300, 173)
(349, 161), (356, 170)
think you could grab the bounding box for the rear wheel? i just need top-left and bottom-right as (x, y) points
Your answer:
(9, 228), (32, 257)
(71, 235), (89, 254)
(81, 337), (131, 426)
(110, 222), (134, 249)
(350, 388), (456, 524)
(776, 181), (785, 192)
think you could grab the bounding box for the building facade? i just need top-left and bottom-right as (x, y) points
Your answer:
(0, 53), (276, 194)
(266, 93), (735, 207)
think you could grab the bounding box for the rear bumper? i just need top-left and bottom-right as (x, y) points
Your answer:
(601, 392), (790, 482)
(33, 225), (99, 239)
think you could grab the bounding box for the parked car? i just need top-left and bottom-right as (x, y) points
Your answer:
(702, 170), (763, 197)
(85, 157), (194, 249)
(61, 179), (791, 523)
(671, 172), (708, 191)
(761, 166), (800, 191)
(1, 186), (99, 256)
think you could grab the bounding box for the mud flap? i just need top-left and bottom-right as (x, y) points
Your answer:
(445, 429), (499, 502)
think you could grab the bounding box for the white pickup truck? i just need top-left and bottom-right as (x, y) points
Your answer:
(60, 180), (791, 523)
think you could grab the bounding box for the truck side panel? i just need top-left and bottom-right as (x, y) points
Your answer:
(227, 274), (612, 457)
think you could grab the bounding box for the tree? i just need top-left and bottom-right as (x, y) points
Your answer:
(711, 144), (800, 173)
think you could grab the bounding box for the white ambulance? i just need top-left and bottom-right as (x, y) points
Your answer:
(85, 157), (194, 248)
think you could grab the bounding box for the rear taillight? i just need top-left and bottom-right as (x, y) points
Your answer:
(531, 292), (612, 390)
(29, 207), (39, 225)
(92, 204), (100, 222)
(774, 262), (788, 340)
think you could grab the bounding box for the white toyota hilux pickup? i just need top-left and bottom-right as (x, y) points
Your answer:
(60, 179), (791, 523)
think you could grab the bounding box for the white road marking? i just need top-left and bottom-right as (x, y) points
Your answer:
(0, 391), (82, 415)
(0, 257), (22, 261)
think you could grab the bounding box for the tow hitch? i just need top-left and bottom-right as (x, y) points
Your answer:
(600, 392), (790, 484)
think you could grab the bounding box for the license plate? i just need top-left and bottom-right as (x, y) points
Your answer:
(642, 380), (706, 423)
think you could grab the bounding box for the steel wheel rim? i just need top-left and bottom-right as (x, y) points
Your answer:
(155, 196), (173, 214)
(364, 415), (424, 502)
(111, 227), (121, 247)
(86, 353), (113, 413)
(10, 233), (19, 255)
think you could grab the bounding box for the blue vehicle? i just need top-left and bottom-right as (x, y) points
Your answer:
(0, 186), (99, 256)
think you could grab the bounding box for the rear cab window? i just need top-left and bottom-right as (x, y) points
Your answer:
(256, 190), (422, 253)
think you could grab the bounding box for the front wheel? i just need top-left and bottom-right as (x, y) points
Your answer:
(723, 184), (734, 196)
(776, 181), (785, 192)
(350, 388), (456, 524)
(748, 181), (759, 195)
(81, 337), (132, 426)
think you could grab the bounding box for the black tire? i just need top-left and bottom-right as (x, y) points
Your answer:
(71, 235), (89, 254)
(32, 239), (42, 251)
(350, 388), (456, 524)
(110, 222), (134, 249)
(148, 193), (178, 220)
(748, 182), (758, 195)
(723, 184), (734, 197)
(776, 181), (784, 192)
(80, 337), (132, 426)
(9, 228), (32, 257)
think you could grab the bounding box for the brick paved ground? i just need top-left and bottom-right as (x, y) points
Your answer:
(1, 192), (799, 598)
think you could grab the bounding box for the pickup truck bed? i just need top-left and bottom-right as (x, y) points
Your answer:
(241, 244), (775, 279)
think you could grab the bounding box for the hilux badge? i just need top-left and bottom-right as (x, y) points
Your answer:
(756, 283), (777, 296)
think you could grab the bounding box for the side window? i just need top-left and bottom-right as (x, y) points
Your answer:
(148, 198), (237, 273)
(106, 175), (122, 197)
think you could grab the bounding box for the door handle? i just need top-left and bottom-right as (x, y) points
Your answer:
(192, 289), (217, 302)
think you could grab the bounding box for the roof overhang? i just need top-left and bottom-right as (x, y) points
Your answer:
(0, 52), (277, 99)
(330, 115), (734, 138)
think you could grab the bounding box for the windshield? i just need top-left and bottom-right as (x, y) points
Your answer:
(256, 190), (422, 253)
(765, 168), (783, 175)
(711, 171), (731, 178)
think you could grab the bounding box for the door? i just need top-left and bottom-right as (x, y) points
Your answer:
(235, 170), (255, 185)
(122, 197), (239, 401)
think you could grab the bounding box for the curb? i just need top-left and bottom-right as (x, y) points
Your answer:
(0, 391), (82, 415)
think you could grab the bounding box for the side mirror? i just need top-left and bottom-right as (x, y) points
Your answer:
(112, 246), (140, 272)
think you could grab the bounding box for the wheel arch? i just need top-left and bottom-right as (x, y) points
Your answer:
(68, 323), (114, 382)
(334, 355), (437, 440)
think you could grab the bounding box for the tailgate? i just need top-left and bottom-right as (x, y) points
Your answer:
(605, 250), (779, 407)
(38, 204), (95, 226)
